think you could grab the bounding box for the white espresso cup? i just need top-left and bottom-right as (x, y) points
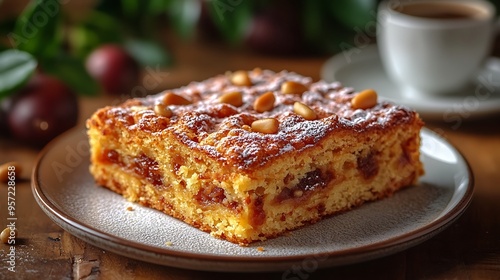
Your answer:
(377, 0), (496, 97)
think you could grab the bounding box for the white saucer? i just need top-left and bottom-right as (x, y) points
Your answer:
(321, 44), (500, 121)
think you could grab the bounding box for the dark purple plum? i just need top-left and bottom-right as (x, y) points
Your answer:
(7, 73), (79, 147)
(85, 44), (140, 95)
(245, 2), (304, 55)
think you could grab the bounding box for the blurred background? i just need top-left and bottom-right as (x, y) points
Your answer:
(0, 0), (499, 147)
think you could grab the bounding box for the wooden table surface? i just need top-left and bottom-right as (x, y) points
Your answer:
(1, 37), (500, 279)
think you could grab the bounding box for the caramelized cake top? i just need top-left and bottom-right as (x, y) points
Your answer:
(92, 69), (422, 170)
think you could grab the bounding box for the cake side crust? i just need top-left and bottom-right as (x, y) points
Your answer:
(87, 111), (423, 244)
(87, 69), (424, 245)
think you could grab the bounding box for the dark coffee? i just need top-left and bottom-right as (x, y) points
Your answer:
(397, 2), (486, 20)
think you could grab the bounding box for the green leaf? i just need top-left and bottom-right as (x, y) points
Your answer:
(328, 0), (378, 29)
(121, 0), (141, 18)
(10, 0), (62, 59)
(69, 11), (124, 59)
(0, 50), (37, 99)
(302, 1), (324, 45)
(41, 54), (100, 96)
(124, 39), (172, 67)
(122, 0), (170, 17)
(208, 0), (253, 44)
(68, 25), (101, 59)
(148, 0), (170, 15)
(166, 0), (201, 38)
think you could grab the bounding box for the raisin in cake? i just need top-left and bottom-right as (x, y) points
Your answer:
(86, 69), (424, 245)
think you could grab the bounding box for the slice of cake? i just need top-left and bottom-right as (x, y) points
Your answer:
(86, 69), (424, 245)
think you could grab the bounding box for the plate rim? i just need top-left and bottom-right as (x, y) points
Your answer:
(31, 126), (475, 271)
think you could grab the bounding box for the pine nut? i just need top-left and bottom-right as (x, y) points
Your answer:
(351, 89), (378, 109)
(162, 92), (191, 106)
(154, 104), (173, 117)
(1, 227), (15, 244)
(252, 67), (263, 75)
(219, 91), (243, 107)
(251, 118), (279, 134)
(230, 70), (252, 87)
(253, 91), (275, 113)
(293, 102), (317, 120)
(0, 162), (21, 184)
(281, 81), (308, 95)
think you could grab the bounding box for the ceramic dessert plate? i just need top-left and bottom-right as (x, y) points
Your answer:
(321, 44), (500, 120)
(32, 126), (473, 272)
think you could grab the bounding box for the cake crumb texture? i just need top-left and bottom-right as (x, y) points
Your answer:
(87, 69), (424, 245)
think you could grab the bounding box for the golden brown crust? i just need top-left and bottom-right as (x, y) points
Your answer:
(88, 69), (423, 171)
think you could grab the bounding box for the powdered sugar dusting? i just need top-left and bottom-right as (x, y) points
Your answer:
(111, 70), (419, 170)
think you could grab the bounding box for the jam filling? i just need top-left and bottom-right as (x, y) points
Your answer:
(100, 149), (120, 165)
(249, 195), (266, 227)
(132, 154), (163, 186)
(357, 151), (379, 180)
(275, 169), (333, 203)
(99, 149), (164, 187)
(195, 186), (226, 205)
(172, 154), (184, 174)
(194, 186), (240, 212)
(399, 137), (417, 167)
